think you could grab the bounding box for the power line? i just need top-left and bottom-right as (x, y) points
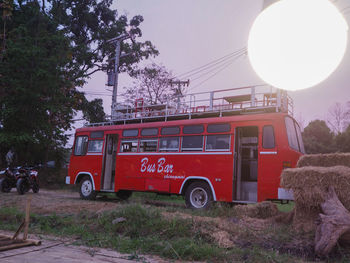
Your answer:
(190, 49), (247, 82)
(187, 51), (246, 92)
(173, 47), (246, 80)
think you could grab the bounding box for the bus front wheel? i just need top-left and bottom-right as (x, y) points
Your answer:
(185, 182), (213, 209)
(79, 176), (97, 200)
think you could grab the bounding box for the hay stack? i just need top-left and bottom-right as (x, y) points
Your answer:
(297, 153), (350, 168)
(281, 165), (350, 232)
(233, 201), (279, 219)
(281, 166), (350, 211)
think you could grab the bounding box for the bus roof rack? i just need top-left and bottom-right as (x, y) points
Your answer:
(86, 85), (293, 127)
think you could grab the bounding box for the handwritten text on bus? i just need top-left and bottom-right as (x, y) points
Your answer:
(140, 157), (174, 174)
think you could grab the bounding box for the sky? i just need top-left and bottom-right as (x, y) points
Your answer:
(82, 0), (350, 128)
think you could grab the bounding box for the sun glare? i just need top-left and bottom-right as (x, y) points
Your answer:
(248, 0), (348, 91)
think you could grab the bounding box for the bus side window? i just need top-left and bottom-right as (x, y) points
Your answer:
(181, 136), (203, 151)
(120, 140), (138, 152)
(262, 126), (275, 149)
(159, 137), (179, 152)
(139, 139), (158, 152)
(87, 140), (103, 153)
(74, 136), (88, 156)
(206, 135), (230, 151)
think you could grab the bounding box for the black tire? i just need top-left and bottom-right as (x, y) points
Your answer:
(115, 190), (132, 200)
(0, 178), (11, 193)
(79, 176), (97, 200)
(185, 181), (213, 209)
(32, 181), (39, 193)
(16, 178), (28, 195)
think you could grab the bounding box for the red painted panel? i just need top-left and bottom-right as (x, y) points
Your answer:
(145, 178), (170, 192)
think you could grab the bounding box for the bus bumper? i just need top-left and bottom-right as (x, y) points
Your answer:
(278, 188), (294, 200)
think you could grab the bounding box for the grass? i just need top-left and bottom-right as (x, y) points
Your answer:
(277, 201), (295, 213)
(0, 204), (306, 262)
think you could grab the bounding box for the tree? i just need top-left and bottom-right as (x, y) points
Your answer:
(0, 1), (158, 164)
(82, 98), (106, 123)
(302, 120), (335, 154)
(123, 63), (182, 106)
(49, 0), (159, 84)
(334, 124), (350, 153)
(0, 1), (83, 163)
(327, 102), (350, 134)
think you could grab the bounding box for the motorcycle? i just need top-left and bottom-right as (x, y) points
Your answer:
(16, 167), (39, 195)
(0, 167), (19, 193)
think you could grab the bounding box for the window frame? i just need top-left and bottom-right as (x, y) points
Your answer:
(139, 138), (159, 152)
(181, 135), (204, 151)
(141, 128), (159, 137)
(207, 123), (231, 133)
(74, 136), (88, 156)
(183, 125), (204, 135)
(262, 125), (276, 149)
(120, 139), (139, 153)
(285, 117), (300, 152)
(295, 122), (305, 154)
(122, 129), (139, 138)
(90, 131), (104, 139)
(161, 126), (180, 135)
(205, 134), (231, 151)
(159, 136), (180, 152)
(87, 139), (104, 153)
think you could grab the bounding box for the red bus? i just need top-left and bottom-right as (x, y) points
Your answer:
(67, 87), (304, 208)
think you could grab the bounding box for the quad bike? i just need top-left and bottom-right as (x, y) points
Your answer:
(16, 167), (39, 195)
(0, 167), (19, 193)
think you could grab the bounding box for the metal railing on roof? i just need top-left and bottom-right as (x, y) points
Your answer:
(86, 85), (293, 127)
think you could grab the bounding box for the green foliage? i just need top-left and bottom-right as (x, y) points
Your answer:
(0, 1), (82, 163)
(81, 98), (106, 123)
(335, 125), (350, 153)
(49, 0), (159, 83)
(302, 119), (350, 154)
(302, 120), (335, 154)
(0, 0), (158, 164)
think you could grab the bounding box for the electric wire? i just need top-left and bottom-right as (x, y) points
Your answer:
(173, 47), (246, 80)
(189, 49), (247, 82)
(82, 47), (247, 98)
(187, 51), (246, 92)
(174, 47), (246, 80)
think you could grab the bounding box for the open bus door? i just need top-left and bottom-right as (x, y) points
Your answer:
(101, 134), (118, 191)
(234, 126), (258, 202)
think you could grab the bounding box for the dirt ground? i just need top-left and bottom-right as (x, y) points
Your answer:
(0, 231), (198, 263)
(0, 189), (317, 262)
(0, 189), (121, 215)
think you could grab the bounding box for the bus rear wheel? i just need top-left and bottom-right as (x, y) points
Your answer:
(79, 176), (97, 200)
(185, 181), (213, 209)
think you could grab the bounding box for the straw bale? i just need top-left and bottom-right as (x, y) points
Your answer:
(281, 166), (350, 211)
(297, 153), (350, 168)
(233, 201), (279, 219)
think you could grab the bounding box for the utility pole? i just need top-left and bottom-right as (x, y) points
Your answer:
(169, 80), (190, 109)
(107, 31), (135, 119)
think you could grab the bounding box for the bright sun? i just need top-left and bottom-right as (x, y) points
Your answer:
(248, 0), (348, 91)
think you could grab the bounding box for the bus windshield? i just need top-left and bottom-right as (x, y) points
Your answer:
(285, 117), (305, 153)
